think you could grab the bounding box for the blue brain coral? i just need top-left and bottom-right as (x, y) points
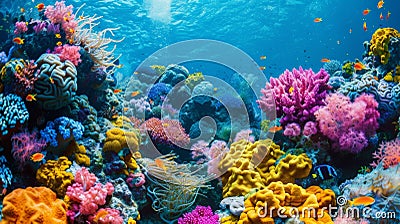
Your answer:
(40, 116), (84, 147)
(0, 94), (29, 136)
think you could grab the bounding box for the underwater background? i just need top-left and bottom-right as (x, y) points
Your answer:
(0, 0), (400, 224)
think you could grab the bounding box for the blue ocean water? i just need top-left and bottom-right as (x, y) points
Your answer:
(2, 0), (399, 78)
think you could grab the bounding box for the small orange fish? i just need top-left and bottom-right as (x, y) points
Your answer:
(260, 56), (267, 60)
(363, 21), (367, 31)
(56, 41), (62, 46)
(20, 7), (25, 13)
(314, 17), (322, 23)
(111, 114), (119, 119)
(386, 11), (391, 20)
(349, 28), (352, 34)
(113, 89), (122, 94)
(26, 94), (37, 101)
(93, 209), (108, 223)
(373, 76), (379, 81)
(64, 17), (69, 22)
(69, 28), (75, 34)
(362, 9), (371, 16)
(123, 107), (129, 112)
(55, 33), (61, 38)
(79, 15), (84, 20)
(380, 12), (384, 20)
(154, 158), (167, 171)
(321, 58), (331, 63)
(131, 91), (140, 97)
(259, 66), (266, 70)
(269, 126), (283, 133)
(349, 196), (375, 207)
(13, 37), (24, 45)
(354, 62), (366, 71)
(377, 0), (384, 9)
(49, 77), (54, 84)
(35, 3), (45, 12)
(31, 152), (45, 162)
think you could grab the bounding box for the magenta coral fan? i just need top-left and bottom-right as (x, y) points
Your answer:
(371, 138), (400, 169)
(315, 93), (380, 153)
(178, 205), (219, 224)
(257, 67), (330, 137)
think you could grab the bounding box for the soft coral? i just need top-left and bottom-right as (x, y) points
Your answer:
(11, 130), (47, 167)
(371, 138), (400, 169)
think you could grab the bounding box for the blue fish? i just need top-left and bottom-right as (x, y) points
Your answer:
(312, 164), (338, 180)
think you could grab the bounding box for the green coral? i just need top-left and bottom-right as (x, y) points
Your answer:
(342, 61), (354, 76)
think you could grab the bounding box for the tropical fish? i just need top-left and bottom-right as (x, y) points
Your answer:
(49, 77), (54, 84)
(56, 41), (62, 46)
(55, 33), (61, 38)
(349, 28), (352, 34)
(154, 158), (167, 171)
(312, 164), (338, 180)
(131, 91), (140, 97)
(380, 12), (384, 20)
(314, 17), (322, 23)
(362, 9), (371, 15)
(260, 56), (267, 60)
(321, 58), (331, 63)
(363, 21), (367, 31)
(259, 66), (266, 70)
(79, 15), (84, 20)
(288, 86), (294, 94)
(133, 71), (139, 75)
(20, 7), (25, 13)
(348, 196), (375, 207)
(113, 89), (122, 94)
(268, 126), (282, 133)
(377, 0), (384, 9)
(31, 152), (45, 162)
(26, 94), (37, 101)
(386, 11), (391, 20)
(123, 107), (129, 112)
(35, 3), (45, 12)
(13, 37), (24, 45)
(354, 62), (366, 71)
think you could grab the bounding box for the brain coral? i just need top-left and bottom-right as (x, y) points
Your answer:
(1, 187), (68, 224)
(34, 53), (77, 110)
(369, 28), (400, 65)
(0, 93), (29, 137)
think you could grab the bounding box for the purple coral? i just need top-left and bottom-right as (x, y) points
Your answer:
(315, 93), (380, 153)
(11, 130), (47, 167)
(257, 67), (330, 137)
(178, 205), (219, 224)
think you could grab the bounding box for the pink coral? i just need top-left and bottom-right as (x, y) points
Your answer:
(257, 67), (330, 137)
(371, 138), (400, 169)
(178, 205), (219, 224)
(190, 140), (210, 163)
(11, 130), (47, 167)
(66, 167), (114, 216)
(126, 172), (145, 187)
(207, 140), (229, 176)
(14, 21), (28, 34)
(315, 93), (379, 153)
(13, 60), (39, 97)
(52, 44), (82, 66)
(44, 1), (77, 39)
(233, 129), (255, 143)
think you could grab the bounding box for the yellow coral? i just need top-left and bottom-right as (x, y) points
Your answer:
(185, 72), (205, 90)
(36, 157), (74, 197)
(103, 128), (139, 154)
(238, 182), (335, 224)
(66, 141), (90, 166)
(219, 139), (312, 198)
(150, 65), (166, 75)
(369, 28), (400, 65)
(111, 116), (135, 130)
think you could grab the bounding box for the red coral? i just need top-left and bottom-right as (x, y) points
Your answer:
(141, 117), (190, 147)
(11, 130), (47, 167)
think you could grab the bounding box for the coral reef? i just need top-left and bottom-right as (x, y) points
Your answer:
(0, 93), (29, 137)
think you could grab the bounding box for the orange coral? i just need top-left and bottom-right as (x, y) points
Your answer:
(1, 187), (68, 224)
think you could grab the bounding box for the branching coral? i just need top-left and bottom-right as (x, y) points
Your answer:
(371, 138), (400, 168)
(11, 130), (47, 167)
(71, 12), (123, 75)
(140, 154), (214, 223)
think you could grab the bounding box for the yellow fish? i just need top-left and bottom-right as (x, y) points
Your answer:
(55, 33), (61, 38)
